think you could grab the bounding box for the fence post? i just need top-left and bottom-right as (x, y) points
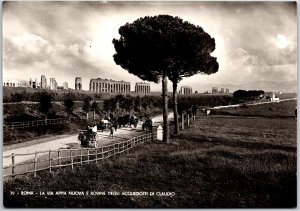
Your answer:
(141, 135), (145, 144)
(49, 150), (52, 173)
(151, 128), (154, 141)
(11, 153), (15, 178)
(95, 148), (98, 163)
(80, 149), (83, 165)
(34, 151), (37, 177)
(87, 149), (90, 164)
(187, 115), (190, 127)
(58, 149), (61, 168)
(181, 115), (184, 130)
(70, 150), (73, 170)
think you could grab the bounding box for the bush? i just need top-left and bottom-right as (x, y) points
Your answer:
(240, 104), (249, 108)
(233, 90), (264, 100)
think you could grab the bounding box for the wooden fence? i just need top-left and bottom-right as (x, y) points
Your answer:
(3, 133), (153, 178)
(3, 117), (84, 130)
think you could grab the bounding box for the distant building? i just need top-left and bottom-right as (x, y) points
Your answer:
(225, 89), (230, 94)
(179, 86), (193, 95)
(30, 78), (38, 89)
(3, 79), (30, 87)
(41, 75), (47, 89)
(75, 77), (82, 91)
(63, 82), (68, 90)
(135, 82), (150, 95)
(212, 87), (218, 94)
(29, 78), (38, 89)
(50, 78), (58, 90)
(89, 78), (130, 94)
(270, 93), (280, 102)
(220, 88), (225, 94)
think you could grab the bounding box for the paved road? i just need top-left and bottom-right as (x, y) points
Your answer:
(3, 113), (173, 168)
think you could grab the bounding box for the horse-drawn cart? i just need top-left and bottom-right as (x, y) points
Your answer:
(77, 126), (100, 148)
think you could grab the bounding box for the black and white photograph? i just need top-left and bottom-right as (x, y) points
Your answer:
(2, 1), (297, 208)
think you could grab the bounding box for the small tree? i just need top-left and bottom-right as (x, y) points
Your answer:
(64, 95), (75, 122)
(91, 101), (99, 120)
(191, 105), (198, 121)
(123, 95), (134, 112)
(38, 91), (53, 124)
(82, 97), (92, 121)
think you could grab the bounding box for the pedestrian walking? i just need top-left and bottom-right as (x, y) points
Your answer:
(109, 125), (114, 139)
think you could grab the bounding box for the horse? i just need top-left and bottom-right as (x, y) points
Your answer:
(142, 118), (153, 131)
(130, 116), (139, 128)
(97, 119), (110, 131)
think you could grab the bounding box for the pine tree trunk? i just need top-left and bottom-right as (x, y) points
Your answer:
(86, 112), (89, 121)
(93, 110), (95, 120)
(162, 70), (170, 143)
(172, 82), (179, 134)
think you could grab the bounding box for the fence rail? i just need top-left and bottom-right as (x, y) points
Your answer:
(3, 117), (84, 130)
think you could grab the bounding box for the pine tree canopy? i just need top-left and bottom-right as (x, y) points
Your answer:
(113, 15), (219, 83)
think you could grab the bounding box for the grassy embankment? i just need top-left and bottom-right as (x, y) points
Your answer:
(3, 101), (86, 146)
(211, 100), (296, 118)
(3, 101), (296, 208)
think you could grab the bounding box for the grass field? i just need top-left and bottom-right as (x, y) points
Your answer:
(211, 100), (297, 118)
(3, 102), (297, 208)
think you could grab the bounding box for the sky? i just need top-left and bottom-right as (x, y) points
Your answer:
(3, 1), (297, 92)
